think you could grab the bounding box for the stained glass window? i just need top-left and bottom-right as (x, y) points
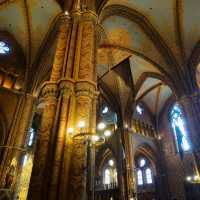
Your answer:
(0, 41), (10, 54)
(170, 104), (191, 152)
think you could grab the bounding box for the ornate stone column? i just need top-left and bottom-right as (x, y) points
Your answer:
(48, 80), (74, 200)
(28, 82), (58, 199)
(123, 125), (136, 200)
(67, 8), (97, 200)
(28, 1), (97, 199)
(28, 14), (71, 199)
(179, 92), (200, 173)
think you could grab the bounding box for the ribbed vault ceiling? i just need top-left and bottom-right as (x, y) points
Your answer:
(0, 0), (61, 63)
(97, 0), (200, 117)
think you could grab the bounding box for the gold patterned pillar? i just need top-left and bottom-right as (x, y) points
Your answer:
(67, 8), (97, 200)
(28, 83), (58, 199)
(28, 14), (71, 199)
(123, 126), (136, 200)
(48, 80), (74, 200)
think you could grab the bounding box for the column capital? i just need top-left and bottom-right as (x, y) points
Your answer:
(59, 13), (72, 23)
(75, 80), (97, 99)
(40, 82), (58, 98)
(81, 9), (98, 23)
(58, 79), (75, 97)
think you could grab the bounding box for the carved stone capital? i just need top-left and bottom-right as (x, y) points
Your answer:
(75, 80), (96, 99)
(58, 79), (75, 97)
(59, 13), (72, 25)
(81, 10), (97, 23)
(40, 82), (58, 99)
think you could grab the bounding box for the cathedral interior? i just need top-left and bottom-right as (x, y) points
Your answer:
(0, 0), (200, 200)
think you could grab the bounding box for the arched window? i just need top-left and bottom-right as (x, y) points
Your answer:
(170, 104), (191, 152)
(146, 168), (153, 184)
(104, 168), (111, 184)
(136, 157), (154, 186)
(137, 170), (143, 185)
(103, 159), (118, 185)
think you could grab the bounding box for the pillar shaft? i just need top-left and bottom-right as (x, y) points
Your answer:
(28, 3), (97, 199)
(28, 83), (58, 199)
(179, 93), (200, 173)
(28, 14), (72, 199)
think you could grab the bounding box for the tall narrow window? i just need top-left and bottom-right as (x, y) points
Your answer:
(146, 168), (153, 184)
(27, 128), (35, 147)
(137, 169), (143, 185)
(104, 168), (111, 184)
(170, 104), (191, 152)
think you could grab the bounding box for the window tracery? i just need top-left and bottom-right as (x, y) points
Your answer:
(136, 157), (153, 186)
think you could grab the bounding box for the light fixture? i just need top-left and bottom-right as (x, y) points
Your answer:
(158, 135), (162, 140)
(186, 176), (192, 181)
(124, 124), (128, 129)
(78, 121), (85, 128)
(108, 159), (114, 167)
(64, 10), (69, 15)
(92, 135), (100, 142)
(194, 175), (199, 181)
(102, 106), (108, 114)
(97, 122), (106, 130)
(104, 130), (112, 137)
(67, 127), (74, 135)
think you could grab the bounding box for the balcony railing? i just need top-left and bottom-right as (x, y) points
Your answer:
(132, 119), (157, 138)
(95, 183), (119, 200)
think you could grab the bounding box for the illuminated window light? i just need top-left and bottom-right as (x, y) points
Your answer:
(137, 170), (143, 185)
(0, 41), (10, 54)
(171, 104), (191, 152)
(28, 128), (35, 147)
(146, 168), (153, 184)
(102, 106), (109, 114)
(139, 158), (146, 167)
(136, 105), (143, 115)
(23, 154), (28, 166)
